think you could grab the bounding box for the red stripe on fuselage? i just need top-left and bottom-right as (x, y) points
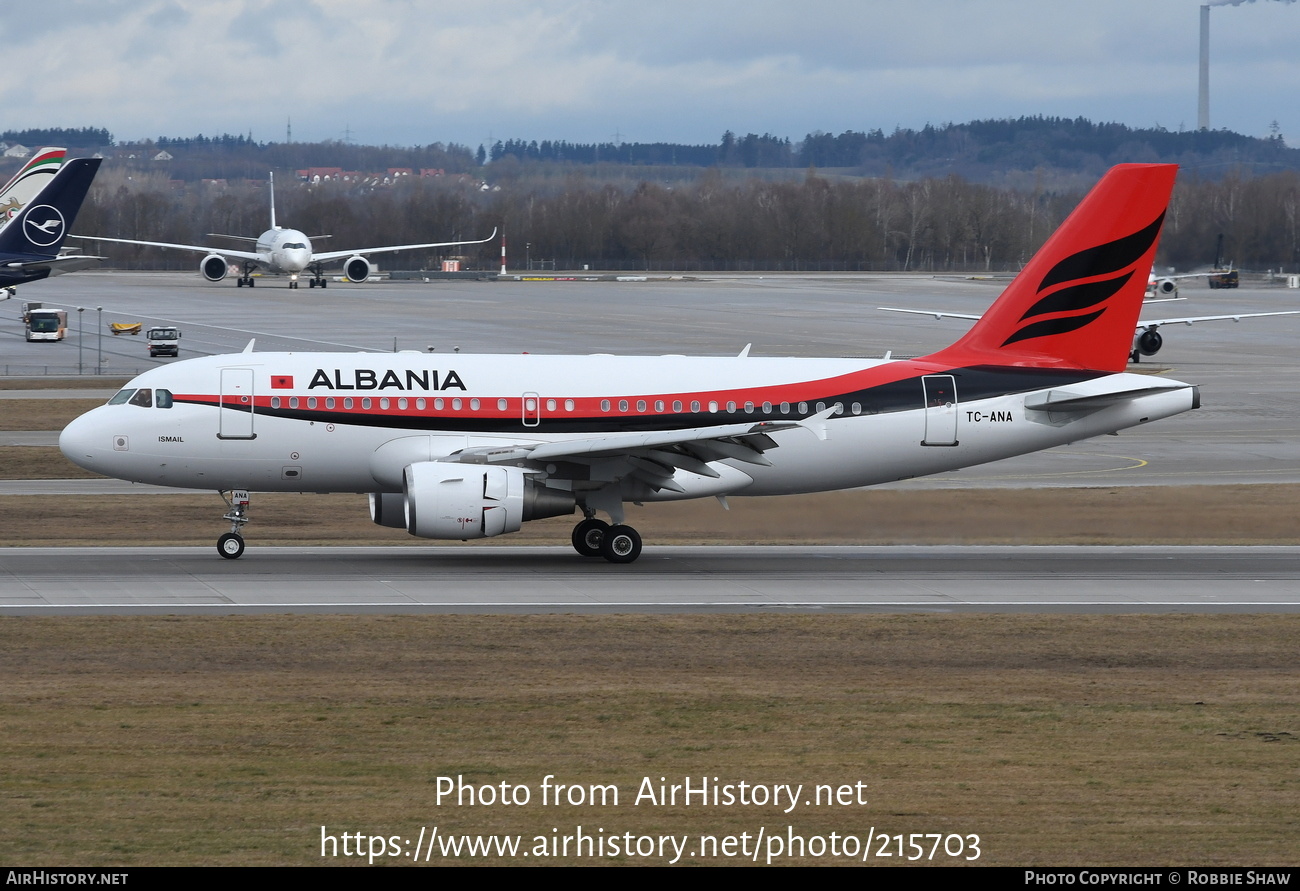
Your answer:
(175, 359), (951, 422)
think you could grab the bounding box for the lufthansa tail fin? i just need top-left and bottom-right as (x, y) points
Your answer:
(0, 157), (101, 259)
(924, 164), (1177, 372)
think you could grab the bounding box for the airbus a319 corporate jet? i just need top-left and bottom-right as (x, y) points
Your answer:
(61, 164), (1199, 563)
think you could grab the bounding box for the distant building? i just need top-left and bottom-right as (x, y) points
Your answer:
(298, 166), (344, 183)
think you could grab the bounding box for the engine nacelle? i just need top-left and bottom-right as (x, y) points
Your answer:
(1152, 277), (1177, 295)
(369, 491), (407, 529)
(201, 254), (229, 282)
(1136, 328), (1163, 357)
(399, 462), (574, 539)
(343, 255), (371, 283)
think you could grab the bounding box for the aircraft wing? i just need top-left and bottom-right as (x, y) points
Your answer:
(441, 412), (837, 492)
(1136, 311), (1300, 329)
(310, 228), (497, 263)
(880, 306), (1300, 332)
(70, 235), (263, 262)
(877, 306), (981, 321)
(2, 253), (105, 277)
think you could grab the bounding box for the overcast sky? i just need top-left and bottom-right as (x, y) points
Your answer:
(4, 0), (1299, 150)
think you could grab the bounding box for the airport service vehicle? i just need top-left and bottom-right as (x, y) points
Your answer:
(146, 326), (181, 357)
(75, 173), (495, 289)
(1208, 269), (1238, 290)
(25, 308), (67, 342)
(61, 164), (1200, 563)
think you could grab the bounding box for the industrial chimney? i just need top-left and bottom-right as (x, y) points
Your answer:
(1199, 4), (1211, 130)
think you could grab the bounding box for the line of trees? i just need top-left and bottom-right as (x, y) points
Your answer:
(10, 115), (1299, 185)
(484, 117), (1297, 182)
(72, 166), (1300, 274)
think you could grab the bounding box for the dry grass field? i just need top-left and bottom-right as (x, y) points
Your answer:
(4, 480), (1300, 547)
(2, 614), (1297, 866)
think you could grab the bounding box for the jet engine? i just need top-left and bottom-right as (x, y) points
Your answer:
(201, 254), (229, 282)
(369, 491), (407, 529)
(343, 255), (371, 283)
(1151, 277), (1177, 295)
(1136, 328), (1163, 357)
(393, 462), (574, 539)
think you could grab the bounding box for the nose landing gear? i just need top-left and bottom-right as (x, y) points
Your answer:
(217, 490), (251, 559)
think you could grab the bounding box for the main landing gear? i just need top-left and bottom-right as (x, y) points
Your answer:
(234, 262), (257, 288)
(217, 490), (250, 559)
(306, 263), (328, 289)
(571, 516), (643, 564)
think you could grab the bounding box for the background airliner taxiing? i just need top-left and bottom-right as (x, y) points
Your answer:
(61, 165), (1200, 564)
(75, 173), (496, 288)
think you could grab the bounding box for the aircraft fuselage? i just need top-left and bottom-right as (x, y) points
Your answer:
(253, 228), (313, 275)
(61, 352), (1197, 499)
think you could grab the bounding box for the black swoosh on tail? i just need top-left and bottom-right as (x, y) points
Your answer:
(1000, 212), (1164, 348)
(1037, 212), (1165, 292)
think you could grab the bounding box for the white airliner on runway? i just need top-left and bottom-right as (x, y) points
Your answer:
(75, 173), (495, 289)
(878, 300), (1299, 363)
(61, 164), (1200, 563)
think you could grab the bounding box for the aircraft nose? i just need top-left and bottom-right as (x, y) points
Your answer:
(59, 408), (114, 474)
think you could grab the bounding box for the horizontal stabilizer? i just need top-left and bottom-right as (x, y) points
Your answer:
(1025, 384), (1197, 413)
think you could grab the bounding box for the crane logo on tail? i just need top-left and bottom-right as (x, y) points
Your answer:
(22, 205), (65, 247)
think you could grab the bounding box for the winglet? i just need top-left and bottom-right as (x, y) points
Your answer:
(924, 164), (1178, 372)
(242, 338), (255, 353)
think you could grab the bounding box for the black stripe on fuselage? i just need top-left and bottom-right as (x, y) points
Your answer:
(180, 366), (1105, 434)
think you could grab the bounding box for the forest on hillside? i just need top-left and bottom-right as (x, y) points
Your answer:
(6, 115), (1298, 184)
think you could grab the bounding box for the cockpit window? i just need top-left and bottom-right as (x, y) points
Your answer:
(108, 389), (136, 405)
(128, 388), (153, 408)
(156, 389), (174, 409)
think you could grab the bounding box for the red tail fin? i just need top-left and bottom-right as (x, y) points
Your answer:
(926, 164), (1177, 372)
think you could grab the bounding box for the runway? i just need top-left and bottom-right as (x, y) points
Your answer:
(3, 545), (1298, 614)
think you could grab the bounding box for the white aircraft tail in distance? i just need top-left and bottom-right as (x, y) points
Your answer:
(73, 171), (496, 288)
(0, 147), (67, 230)
(62, 164), (1200, 563)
